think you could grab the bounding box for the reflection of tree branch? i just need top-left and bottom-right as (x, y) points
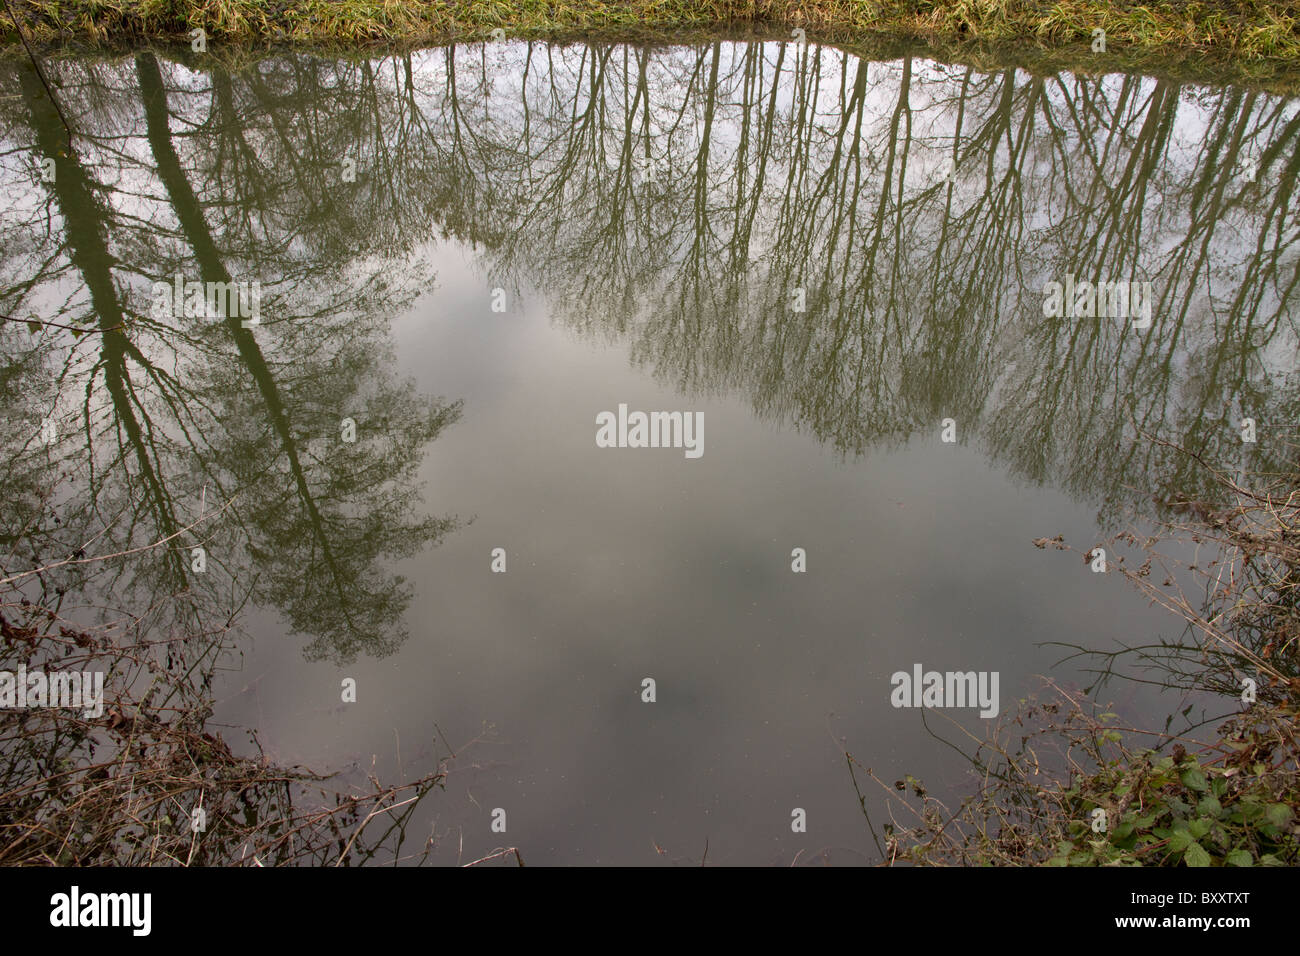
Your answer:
(0, 496), (237, 587)
(0, 313), (124, 333)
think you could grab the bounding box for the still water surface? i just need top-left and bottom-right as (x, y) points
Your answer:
(1, 40), (1297, 863)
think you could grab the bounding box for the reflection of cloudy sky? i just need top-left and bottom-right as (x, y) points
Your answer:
(217, 232), (1181, 864)
(1, 42), (1293, 864)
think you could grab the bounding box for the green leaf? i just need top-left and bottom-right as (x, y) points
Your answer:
(1188, 818), (1212, 839)
(1238, 802), (1264, 822)
(1181, 767), (1209, 792)
(1264, 804), (1294, 828)
(1197, 796), (1223, 818)
(1168, 830), (1194, 853)
(1184, 843), (1211, 867)
(1225, 849), (1253, 867)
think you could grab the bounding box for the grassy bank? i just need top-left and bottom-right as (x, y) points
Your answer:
(2, 0), (1298, 65)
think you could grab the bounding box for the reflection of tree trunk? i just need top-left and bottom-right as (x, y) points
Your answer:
(17, 61), (189, 589)
(136, 52), (356, 629)
(677, 42), (722, 334)
(730, 42), (783, 273)
(1225, 111), (1300, 349)
(864, 57), (910, 283)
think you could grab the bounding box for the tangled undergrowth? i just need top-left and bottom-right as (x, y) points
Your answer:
(0, 588), (456, 866)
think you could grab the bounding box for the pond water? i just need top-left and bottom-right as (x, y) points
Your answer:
(1, 40), (1297, 864)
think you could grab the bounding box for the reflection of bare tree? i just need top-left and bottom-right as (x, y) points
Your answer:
(1, 53), (464, 665)
(136, 52), (464, 662)
(402, 43), (1298, 515)
(2, 43), (1298, 640)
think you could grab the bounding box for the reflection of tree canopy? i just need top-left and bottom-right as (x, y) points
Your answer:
(289, 41), (1295, 514)
(443, 43), (1299, 513)
(0, 52), (463, 664)
(1, 43), (1298, 660)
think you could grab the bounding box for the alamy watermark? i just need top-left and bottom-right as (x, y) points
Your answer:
(151, 273), (261, 327)
(1042, 273), (1153, 329)
(0, 665), (104, 718)
(890, 663), (999, 718)
(596, 403), (704, 459)
(50, 887), (150, 936)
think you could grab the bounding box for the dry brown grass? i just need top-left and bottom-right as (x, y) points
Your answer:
(1, 0), (1297, 66)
